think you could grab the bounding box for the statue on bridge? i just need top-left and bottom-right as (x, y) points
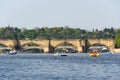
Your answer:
(12, 29), (21, 51)
(48, 36), (54, 53)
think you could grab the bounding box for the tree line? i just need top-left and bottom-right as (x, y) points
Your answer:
(0, 25), (120, 48)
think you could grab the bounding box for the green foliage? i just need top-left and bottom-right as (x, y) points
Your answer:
(0, 26), (116, 40)
(23, 29), (38, 39)
(116, 28), (120, 34)
(115, 34), (120, 48)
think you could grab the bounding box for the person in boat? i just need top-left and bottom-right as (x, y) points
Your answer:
(90, 50), (100, 57)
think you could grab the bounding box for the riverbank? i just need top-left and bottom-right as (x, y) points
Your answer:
(114, 48), (120, 53)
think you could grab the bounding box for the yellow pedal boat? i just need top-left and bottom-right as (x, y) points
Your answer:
(89, 52), (100, 57)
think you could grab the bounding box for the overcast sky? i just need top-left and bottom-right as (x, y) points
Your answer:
(0, 0), (120, 30)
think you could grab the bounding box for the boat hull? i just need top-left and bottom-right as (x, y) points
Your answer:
(89, 52), (100, 57)
(54, 53), (67, 56)
(100, 52), (113, 54)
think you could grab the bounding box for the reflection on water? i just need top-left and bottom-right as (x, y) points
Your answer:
(0, 53), (120, 80)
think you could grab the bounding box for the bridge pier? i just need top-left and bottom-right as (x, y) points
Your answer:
(43, 46), (49, 53)
(77, 47), (83, 53)
(77, 40), (83, 53)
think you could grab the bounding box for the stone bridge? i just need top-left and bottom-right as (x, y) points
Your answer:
(0, 39), (115, 53)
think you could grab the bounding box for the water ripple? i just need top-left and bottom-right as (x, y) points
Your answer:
(0, 53), (120, 80)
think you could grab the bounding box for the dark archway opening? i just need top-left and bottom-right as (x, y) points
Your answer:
(22, 43), (44, 53)
(55, 41), (78, 53)
(0, 44), (11, 53)
(87, 43), (109, 53)
(23, 48), (44, 53)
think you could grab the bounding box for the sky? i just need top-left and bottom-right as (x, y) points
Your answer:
(0, 0), (120, 30)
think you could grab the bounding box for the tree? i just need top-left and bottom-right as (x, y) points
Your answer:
(115, 34), (120, 48)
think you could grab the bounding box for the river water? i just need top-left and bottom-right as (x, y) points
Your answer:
(0, 53), (120, 80)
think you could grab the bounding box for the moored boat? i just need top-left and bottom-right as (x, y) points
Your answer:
(54, 53), (67, 56)
(100, 52), (113, 54)
(99, 48), (113, 54)
(8, 50), (17, 55)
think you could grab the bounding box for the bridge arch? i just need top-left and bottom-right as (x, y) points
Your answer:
(54, 41), (78, 53)
(87, 39), (114, 52)
(0, 43), (12, 53)
(0, 43), (8, 47)
(21, 42), (44, 53)
(21, 41), (45, 48)
(90, 43), (109, 48)
(22, 42), (39, 47)
(88, 43), (110, 52)
(55, 41), (75, 47)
